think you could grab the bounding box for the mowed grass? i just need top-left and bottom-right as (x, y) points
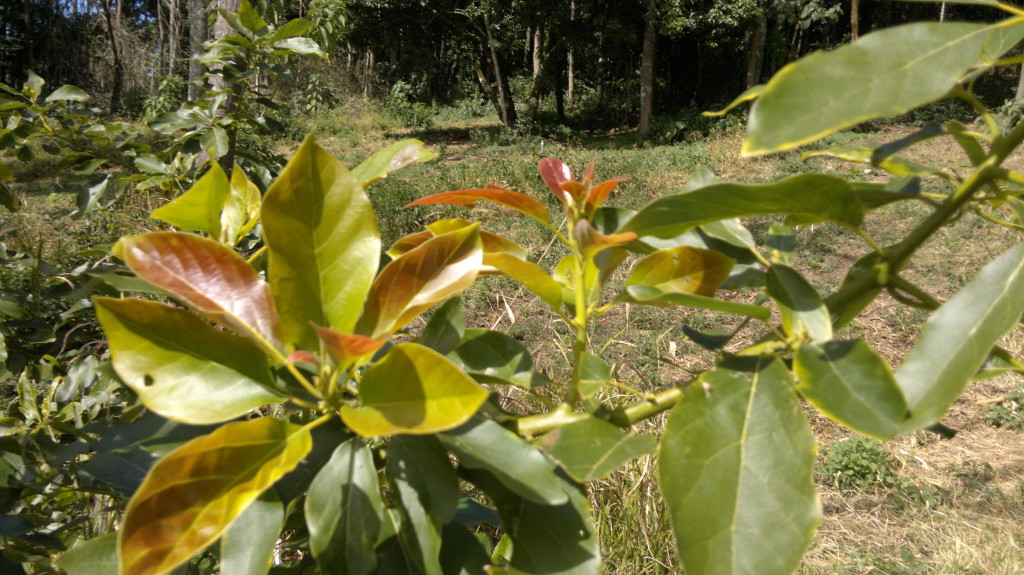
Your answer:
(4, 105), (1023, 574)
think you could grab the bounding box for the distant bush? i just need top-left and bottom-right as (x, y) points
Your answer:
(820, 437), (901, 491)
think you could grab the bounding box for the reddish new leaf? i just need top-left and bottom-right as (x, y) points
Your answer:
(538, 157), (574, 205)
(406, 187), (551, 227)
(584, 177), (628, 213)
(315, 326), (386, 367)
(114, 232), (284, 351)
(357, 224), (483, 337)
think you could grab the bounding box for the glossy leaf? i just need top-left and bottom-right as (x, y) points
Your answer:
(220, 163), (261, 245)
(387, 436), (460, 575)
(620, 175), (862, 239)
(340, 343), (488, 436)
(795, 340), (909, 439)
(538, 418), (656, 482)
(306, 438), (384, 575)
(470, 468), (600, 575)
(54, 533), (118, 575)
(850, 178), (921, 210)
(420, 296), (465, 355)
(201, 126), (229, 159)
(440, 417), (568, 505)
(94, 297), (280, 424)
(577, 352), (611, 401)
(406, 187), (552, 227)
(659, 358), (819, 575)
(315, 326), (386, 367)
(744, 21), (1024, 154)
(351, 139), (438, 186)
(262, 136), (380, 348)
(538, 157), (575, 206)
(897, 242), (1024, 432)
(356, 224), (482, 338)
(45, 84), (90, 102)
(220, 491), (282, 575)
(766, 265), (832, 343)
(273, 37), (325, 57)
(150, 162), (230, 237)
(115, 232), (284, 350)
(617, 285), (771, 321)
(627, 246), (734, 297)
(120, 418), (312, 575)
(447, 328), (551, 388)
(486, 252), (565, 310)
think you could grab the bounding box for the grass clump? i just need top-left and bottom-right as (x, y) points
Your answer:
(819, 436), (901, 492)
(978, 384), (1024, 432)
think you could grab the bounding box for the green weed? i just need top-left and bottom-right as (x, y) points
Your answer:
(819, 436), (901, 492)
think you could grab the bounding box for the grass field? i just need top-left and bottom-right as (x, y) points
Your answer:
(3, 106), (1022, 574)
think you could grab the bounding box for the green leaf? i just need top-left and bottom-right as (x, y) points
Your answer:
(150, 162), (230, 236)
(150, 109), (205, 134)
(237, 0), (267, 34)
(0, 162), (12, 181)
(351, 139), (438, 187)
(406, 187), (552, 228)
(486, 252), (566, 311)
(270, 18), (314, 42)
(468, 468), (600, 575)
(387, 436), (460, 575)
(135, 154), (173, 175)
(447, 328), (551, 388)
(766, 265), (832, 343)
(45, 85), (90, 102)
(200, 126), (230, 160)
(340, 343), (489, 436)
(617, 285), (771, 321)
(120, 418), (312, 575)
(744, 21), (1024, 154)
(897, 242), (1024, 433)
(306, 438), (384, 575)
(356, 224), (482, 338)
(54, 533), (118, 575)
(420, 296), (465, 355)
(262, 136), (380, 348)
(114, 232), (284, 351)
(94, 297), (281, 424)
(795, 341), (909, 439)
(24, 70), (44, 98)
(577, 352), (611, 401)
(538, 418), (656, 482)
(0, 183), (17, 212)
(220, 163), (261, 246)
(620, 175), (862, 239)
(659, 358), (820, 575)
(220, 490), (282, 575)
(626, 246), (734, 297)
(273, 37), (326, 57)
(218, 8), (252, 37)
(440, 417), (568, 505)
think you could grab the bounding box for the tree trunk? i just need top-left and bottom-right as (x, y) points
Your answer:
(168, 0), (180, 75)
(567, 0), (575, 111)
(471, 56), (502, 118)
(527, 27), (546, 119)
(484, 13), (517, 127)
(638, 0), (657, 139)
(745, 12), (768, 88)
(97, 0), (123, 114)
(851, 0), (860, 41)
(187, 0), (208, 100)
(211, 0), (241, 172)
